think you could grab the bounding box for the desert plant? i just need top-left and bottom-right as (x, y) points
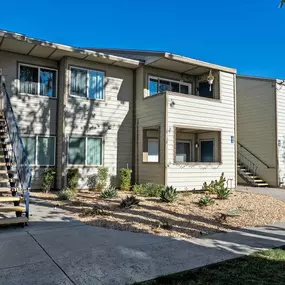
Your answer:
(120, 195), (140, 208)
(101, 187), (118, 199)
(120, 168), (132, 190)
(67, 168), (79, 191)
(57, 188), (77, 201)
(42, 168), (56, 193)
(79, 205), (109, 217)
(198, 195), (215, 207)
(216, 187), (231, 200)
(96, 166), (108, 191)
(157, 219), (172, 230)
(203, 173), (227, 194)
(133, 183), (164, 197)
(160, 186), (178, 203)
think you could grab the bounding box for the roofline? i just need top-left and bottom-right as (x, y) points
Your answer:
(85, 48), (237, 74)
(0, 30), (140, 67)
(237, 74), (277, 82)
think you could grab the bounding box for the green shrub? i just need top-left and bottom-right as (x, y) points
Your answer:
(133, 183), (164, 197)
(120, 168), (132, 190)
(203, 173), (227, 194)
(67, 168), (79, 191)
(216, 187), (231, 200)
(42, 168), (56, 193)
(101, 187), (118, 199)
(198, 195), (215, 207)
(96, 166), (108, 191)
(120, 195), (140, 208)
(160, 186), (178, 203)
(79, 206), (109, 217)
(57, 188), (77, 201)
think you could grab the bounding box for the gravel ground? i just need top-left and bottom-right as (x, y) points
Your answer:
(33, 190), (285, 239)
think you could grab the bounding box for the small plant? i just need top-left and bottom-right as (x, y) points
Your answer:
(120, 168), (132, 190)
(216, 187), (231, 200)
(42, 168), (56, 193)
(157, 219), (172, 230)
(133, 183), (164, 197)
(120, 195), (140, 208)
(57, 188), (77, 201)
(203, 173), (227, 194)
(160, 186), (178, 203)
(67, 168), (79, 191)
(79, 205), (109, 217)
(198, 195), (215, 207)
(96, 166), (108, 191)
(101, 187), (118, 199)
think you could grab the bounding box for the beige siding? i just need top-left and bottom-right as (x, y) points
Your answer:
(276, 81), (285, 186)
(237, 77), (277, 186)
(167, 72), (236, 190)
(0, 51), (58, 189)
(64, 57), (133, 189)
(135, 66), (165, 184)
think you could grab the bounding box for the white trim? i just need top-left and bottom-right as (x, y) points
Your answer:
(148, 75), (192, 97)
(22, 135), (56, 166)
(18, 63), (58, 98)
(69, 66), (105, 100)
(67, 136), (103, 166)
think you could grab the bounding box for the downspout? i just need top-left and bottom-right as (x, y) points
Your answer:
(164, 92), (168, 186)
(132, 68), (137, 184)
(274, 80), (280, 186)
(234, 74), (237, 188)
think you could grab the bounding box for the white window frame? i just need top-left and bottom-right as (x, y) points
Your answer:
(199, 139), (215, 162)
(148, 76), (192, 96)
(22, 135), (56, 166)
(69, 66), (105, 100)
(67, 136), (103, 166)
(175, 140), (192, 163)
(18, 63), (58, 98)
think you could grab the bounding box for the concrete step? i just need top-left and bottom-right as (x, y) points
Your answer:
(0, 196), (22, 202)
(0, 217), (28, 226)
(0, 187), (12, 193)
(256, 183), (269, 187)
(0, 206), (25, 213)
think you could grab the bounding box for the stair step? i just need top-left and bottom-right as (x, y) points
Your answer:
(0, 170), (13, 174)
(0, 197), (22, 202)
(0, 178), (11, 183)
(0, 162), (12, 166)
(256, 183), (269, 187)
(0, 217), (28, 226)
(254, 179), (264, 183)
(0, 187), (12, 193)
(0, 206), (25, 213)
(247, 176), (259, 179)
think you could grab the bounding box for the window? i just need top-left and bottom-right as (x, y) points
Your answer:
(176, 141), (191, 162)
(199, 81), (214, 99)
(200, 140), (214, 162)
(19, 64), (57, 97)
(22, 136), (56, 166)
(148, 76), (192, 96)
(70, 67), (104, 99)
(143, 128), (160, 162)
(68, 137), (102, 165)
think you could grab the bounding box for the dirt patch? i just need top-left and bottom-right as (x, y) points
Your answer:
(32, 190), (285, 239)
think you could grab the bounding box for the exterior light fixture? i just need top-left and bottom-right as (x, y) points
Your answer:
(195, 143), (199, 148)
(207, 70), (215, 91)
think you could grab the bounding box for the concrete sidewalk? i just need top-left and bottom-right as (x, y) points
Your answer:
(0, 197), (285, 285)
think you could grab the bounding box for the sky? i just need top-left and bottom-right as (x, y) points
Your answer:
(1, 0), (285, 78)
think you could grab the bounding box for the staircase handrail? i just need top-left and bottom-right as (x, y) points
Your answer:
(237, 142), (274, 169)
(2, 83), (32, 217)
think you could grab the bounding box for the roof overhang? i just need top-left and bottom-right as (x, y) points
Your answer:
(145, 52), (237, 75)
(0, 30), (140, 69)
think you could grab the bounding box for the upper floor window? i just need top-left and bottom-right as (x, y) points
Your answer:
(19, 64), (57, 97)
(70, 67), (104, 100)
(149, 76), (192, 96)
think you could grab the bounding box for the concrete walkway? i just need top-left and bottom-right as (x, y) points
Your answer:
(0, 197), (285, 285)
(237, 185), (285, 202)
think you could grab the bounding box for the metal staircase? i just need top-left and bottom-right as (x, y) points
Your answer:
(0, 83), (31, 226)
(237, 142), (269, 187)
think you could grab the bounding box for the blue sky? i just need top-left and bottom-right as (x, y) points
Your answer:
(1, 0), (284, 78)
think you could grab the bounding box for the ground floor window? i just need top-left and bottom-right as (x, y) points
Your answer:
(175, 128), (221, 163)
(22, 136), (56, 166)
(143, 127), (160, 163)
(68, 136), (102, 165)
